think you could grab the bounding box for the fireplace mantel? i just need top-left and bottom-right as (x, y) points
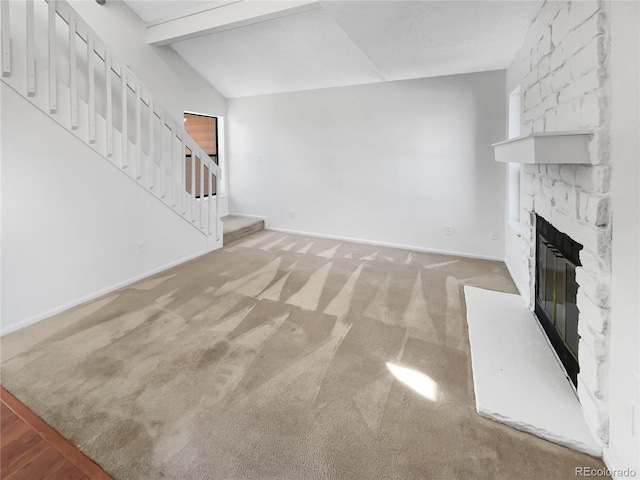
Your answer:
(492, 131), (592, 165)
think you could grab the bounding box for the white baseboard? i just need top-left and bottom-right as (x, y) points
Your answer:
(264, 225), (503, 262)
(0, 249), (210, 337)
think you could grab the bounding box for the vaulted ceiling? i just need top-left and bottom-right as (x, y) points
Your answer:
(124, 0), (542, 98)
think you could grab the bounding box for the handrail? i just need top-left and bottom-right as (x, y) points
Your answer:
(1, 0), (221, 240)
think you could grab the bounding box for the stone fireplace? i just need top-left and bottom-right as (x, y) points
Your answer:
(504, 0), (613, 447)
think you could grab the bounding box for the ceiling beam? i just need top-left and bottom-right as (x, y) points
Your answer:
(146, 0), (322, 46)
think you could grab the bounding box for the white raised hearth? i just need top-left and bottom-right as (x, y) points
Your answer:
(464, 286), (601, 456)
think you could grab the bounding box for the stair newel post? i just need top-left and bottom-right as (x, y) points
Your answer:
(105, 55), (113, 157)
(48, 0), (57, 113)
(87, 34), (96, 143)
(135, 82), (141, 179)
(1, 0), (10, 78)
(148, 97), (154, 189)
(69, 18), (78, 129)
(26, 0), (35, 95)
(121, 68), (128, 169)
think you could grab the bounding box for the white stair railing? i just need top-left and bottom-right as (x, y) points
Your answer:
(1, 0), (221, 242)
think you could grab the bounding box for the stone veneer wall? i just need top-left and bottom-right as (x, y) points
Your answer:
(514, 0), (612, 445)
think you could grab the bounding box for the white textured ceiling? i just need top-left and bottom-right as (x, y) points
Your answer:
(124, 0), (542, 98)
(321, 1), (542, 82)
(172, 8), (386, 98)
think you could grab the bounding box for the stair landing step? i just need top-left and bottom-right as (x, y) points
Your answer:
(222, 215), (265, 246)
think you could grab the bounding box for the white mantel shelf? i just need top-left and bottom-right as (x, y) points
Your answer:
(492, 131), (592, 165)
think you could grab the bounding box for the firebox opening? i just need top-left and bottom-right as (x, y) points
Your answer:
(535, 215), (583, 387)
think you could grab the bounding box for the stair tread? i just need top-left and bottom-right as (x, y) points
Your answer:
(222, 216), (265, 245)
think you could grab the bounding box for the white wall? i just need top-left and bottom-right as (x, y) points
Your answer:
(1, 84), (210, 334)
(608, 1), (640, 474)
(228, 71), (506, 260)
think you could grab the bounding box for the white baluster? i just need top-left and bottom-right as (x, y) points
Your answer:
(162, 125), (173, 206)
(215, 170), (220, 241)
(87, 35), (96, 143)
(199, 152), (205, 228)
(121, 69), (128, 168)
(148, 98), (154, 189)
(181, 136), (186, 214)
(48, 0), (57, 112)
(171, 131), (177, 207)
(69, 19), (78, 129)
(105, 56), (113, 156)
(1, 0), (10, 78)
(191, 152), (196, 222)
(160, 111), (166, 198)
(208, 162), (213, 235)
(26, 0), (35, 94)
(135, 83), (141, 179)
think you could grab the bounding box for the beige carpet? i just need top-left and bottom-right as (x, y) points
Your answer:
(1, 231), (607, 479)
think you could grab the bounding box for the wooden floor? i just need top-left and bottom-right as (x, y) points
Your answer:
(0, 387), (112, 480)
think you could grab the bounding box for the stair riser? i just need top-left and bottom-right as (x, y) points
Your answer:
(223, 220), (265, 245)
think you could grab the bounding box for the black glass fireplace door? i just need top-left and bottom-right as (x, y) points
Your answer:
(535, 216), (582, 387)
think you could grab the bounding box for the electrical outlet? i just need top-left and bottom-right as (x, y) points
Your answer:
(444, 225), (452, 236)
(289, 209), (295, 219)
(490, 230), (498, 240)
(136, 241), (145, 256)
